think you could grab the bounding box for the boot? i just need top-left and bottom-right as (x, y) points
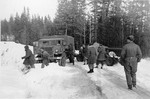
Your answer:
(87, 69), (93, 73)
(95, 66), (98, 68)
(128, 85), (132, 90)
(132, 81), (136, 88)
(133, 84), (136, 88)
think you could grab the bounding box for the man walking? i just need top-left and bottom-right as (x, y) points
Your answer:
(22, 45), (35, 71)
(40, 49), (50, 68)
(121, 35), (142, 90)
(68, 44), (75, 65)
(87, 43), (97, 73)
(95, 44), (106, 69)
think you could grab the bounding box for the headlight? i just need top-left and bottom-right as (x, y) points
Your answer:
(55, 49), (58, 53)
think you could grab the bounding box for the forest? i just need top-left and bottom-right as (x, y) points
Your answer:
(1, 0), (150, 57)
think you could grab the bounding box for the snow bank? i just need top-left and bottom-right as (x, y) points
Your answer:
(1, 42), (101, 99)
(24, 63), (78, 99)
(0, 41), (33, 69)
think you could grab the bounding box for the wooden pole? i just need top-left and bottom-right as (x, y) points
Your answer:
(84, 22), (86, 45)
(0, 20), (1, 41)
(65, 23), (67, 35)
(89, 16), (92, 44)
(94, 0), (98, 42)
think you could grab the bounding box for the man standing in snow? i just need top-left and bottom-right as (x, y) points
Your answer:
(22, 45), (35, 69)
(121, 35), (142, 90)
(92, 40), (99, 56)
(40, 49), (50, 68)
(82, 44), (88, 65)
(95, 44), (106, 69)
(59, 49), (67, 66)
(87, 43), (97, 73)
(68, 43), (75, 65)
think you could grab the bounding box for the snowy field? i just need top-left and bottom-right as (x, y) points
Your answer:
(1, 41), (150, 99)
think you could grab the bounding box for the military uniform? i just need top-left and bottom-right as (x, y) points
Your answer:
(41, 50), (50, 68)
(68, 44), (74, 65)
(87, 45), (97, 73)
(59, 51), (66, 66)
(121, 35), (142, 90)
(82, 45), (88, 65)
(22, 45), (35, 69)
(96, 45), (106, 69)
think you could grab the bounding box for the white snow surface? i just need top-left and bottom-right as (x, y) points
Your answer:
(0, 41), (150, 99)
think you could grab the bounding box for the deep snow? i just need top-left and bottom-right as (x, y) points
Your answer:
(1, 41), (150, 99)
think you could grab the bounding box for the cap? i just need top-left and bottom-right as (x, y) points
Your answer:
(24, 45), (29, 49)
(127, 35), (134, 41)
(40, 48), (44, 52)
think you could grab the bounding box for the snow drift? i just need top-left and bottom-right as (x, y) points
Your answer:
(0, 42), (102, 99)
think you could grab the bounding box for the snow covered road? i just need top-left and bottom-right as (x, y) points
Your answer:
(75, 60), (150, 99)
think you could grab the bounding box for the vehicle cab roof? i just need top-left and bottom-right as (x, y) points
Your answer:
(39, 35), (73, 41)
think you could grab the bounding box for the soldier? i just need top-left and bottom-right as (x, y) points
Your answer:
(68, 44), (75, 65)
(22, 45), (35, 70)
(121, 35), (142, 90)
(87, 43), (97, 73)
(95, 44), (106, 69)
(92, 40), (99, 56)
(82, 44), (88, 65)
(59, 49), (67, 66)
(40, 49), (50, 68)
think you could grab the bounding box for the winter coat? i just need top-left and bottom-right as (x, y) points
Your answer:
(97, 46), (106, 61)
(59, 51), (66, 66)
(82, 46), (88, 58)
(23, 49), (35, 66)
(87, 46), (97, 64)
(92, 42), (100, 55)
(68, 44), (74, 55)
(121, 42), (142, 66)
(42, 50), (50, 65)
(68, 44), (74, 63)
(42, 51), (49, 60)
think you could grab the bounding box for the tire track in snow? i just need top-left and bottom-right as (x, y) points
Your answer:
(69, 63), (107, 99)
(102, 68), (150, 99)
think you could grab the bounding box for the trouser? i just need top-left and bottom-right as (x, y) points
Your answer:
(83, 56), (87, 63)
(69, 55), (74, 65)
(31, 64), (35, 68)
(25, 65), (31, 69)
(88, 64), (94, 69)
(124, 58), (137, 86)
(41, 59), (49, 68)
(59, 56), (66, 66)
(96, 60), (105, 66)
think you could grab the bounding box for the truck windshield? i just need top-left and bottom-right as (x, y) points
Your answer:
(50, 40), (61, 45)
(39, 40), (63, 47)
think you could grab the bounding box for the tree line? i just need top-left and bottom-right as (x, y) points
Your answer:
(1, 0), (150, 57)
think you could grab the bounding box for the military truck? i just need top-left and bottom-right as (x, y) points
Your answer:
(33, 35), (74, 63)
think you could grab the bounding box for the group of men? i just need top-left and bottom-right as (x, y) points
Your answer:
(22, 35), (142, 90)
(22, 43), (75, 71)
(21, 45), (50, 72)
(85, 41), (107, 73)
(58, 43), (75, 66)
(81, 35), (142, 90)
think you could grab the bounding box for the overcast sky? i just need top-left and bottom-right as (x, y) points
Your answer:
(0, 0), (58, 20)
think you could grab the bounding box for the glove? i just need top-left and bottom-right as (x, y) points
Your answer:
(137, 58), (140, 62)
